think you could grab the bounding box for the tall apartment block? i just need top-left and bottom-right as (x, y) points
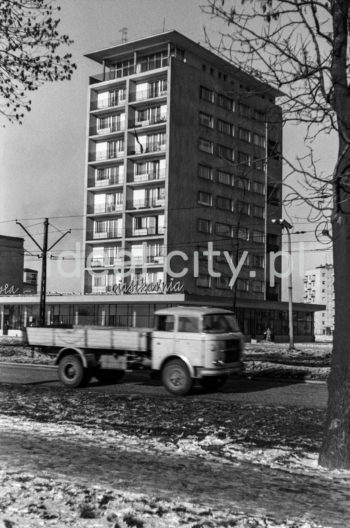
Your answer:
(83, 31), (283, 301)
(304, 264), (334, 336)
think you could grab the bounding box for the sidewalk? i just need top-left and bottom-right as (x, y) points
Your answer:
(0, 415), (349, 528)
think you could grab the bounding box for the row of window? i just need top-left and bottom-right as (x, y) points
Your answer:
(198, 164), (265, 193)
(196, 275), (264, 292)
(200, 86), (266, 122)
(199, 111), (266, 147)
(197, 192), (264, 217)
(198, 137), (280, 163)
(197, 218), (265, 241)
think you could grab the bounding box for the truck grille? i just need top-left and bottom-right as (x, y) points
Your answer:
(223, 339), (241, 363)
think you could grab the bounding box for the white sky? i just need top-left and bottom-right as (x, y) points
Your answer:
(0, 0), (335, 299)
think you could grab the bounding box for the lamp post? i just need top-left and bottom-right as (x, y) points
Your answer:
(272, 218), (294, 350)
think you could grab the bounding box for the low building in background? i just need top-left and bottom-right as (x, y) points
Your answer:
(23, 268), (38, 295)
(304, 264), (334, 338)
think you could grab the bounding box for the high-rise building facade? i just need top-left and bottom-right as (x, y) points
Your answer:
(304, 264), (334, 336)
(83, 31), (283, 301)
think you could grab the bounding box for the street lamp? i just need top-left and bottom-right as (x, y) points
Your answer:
(272, 218), (294, 350)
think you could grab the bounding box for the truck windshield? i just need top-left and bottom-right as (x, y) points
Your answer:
(202, 313), (240, 333)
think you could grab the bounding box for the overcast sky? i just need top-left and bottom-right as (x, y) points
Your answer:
(0, 0), (335, 298)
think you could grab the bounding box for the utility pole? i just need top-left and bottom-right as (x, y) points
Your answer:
(16, 219), (71, 326)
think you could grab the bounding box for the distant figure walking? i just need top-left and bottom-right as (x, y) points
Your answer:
(264, 328), (272, 342)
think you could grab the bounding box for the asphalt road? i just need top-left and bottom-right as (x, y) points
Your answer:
(0, 362), (328, 408)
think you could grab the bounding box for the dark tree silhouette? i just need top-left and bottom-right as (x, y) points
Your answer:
(0, 0), (76, 124)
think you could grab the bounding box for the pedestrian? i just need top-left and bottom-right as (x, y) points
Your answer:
(264, 328), (272, 342)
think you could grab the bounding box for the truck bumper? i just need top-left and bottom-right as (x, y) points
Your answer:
(196, 363), (242, 378)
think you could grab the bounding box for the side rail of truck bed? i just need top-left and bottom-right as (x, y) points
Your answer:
(25, 326), (151, 352)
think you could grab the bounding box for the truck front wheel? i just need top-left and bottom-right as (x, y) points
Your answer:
(162, 359), (193, 396)
(58, 354), (85, 388)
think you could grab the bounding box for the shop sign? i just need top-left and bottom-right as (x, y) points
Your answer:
(0, 284), (20, 295)
(112, 280), (184, 295)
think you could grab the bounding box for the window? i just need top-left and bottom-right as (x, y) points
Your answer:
(197, 218), (212, 233)
(253, 133), (266, 148)
(253, 157), (264, 170)
(237, 202), (250, 215)
(216, 276), (230, 289)
(252, 280), (264, 293)
(155, 314), (175, 332)
(178, 317), (200, 333)
(198, 164), (213, 181)
(253, 109), (265, 122)
(253, 181), (265, 194)
(267, 185), (281, 206)
(200, 86), (215, 103)
(237, 278), (249, 292)
(196, 275), (211, 288)
(237, 178), (250, 191)
(250, 254), (264, 268)
(199, 138), (214, 154)
(218, 93), (235, 111)
(218, 171), (234, 186)
(217, 144), (234, 161)
(253, 205), (264, 218)
(238, 127), (251, 143)
(218, 119), (234, 136)
(238, 151), (251, 166)
(239, 103), (251, 118)
(217, 196), (233, 211)
(238, 227), (249, 240)
(199, 111), (214, 128)
(216, 222), (231, 236)
(198, 191), (213, 206)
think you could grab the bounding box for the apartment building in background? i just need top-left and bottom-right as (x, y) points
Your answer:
(304, 264), (334, 336)
(83, 30), (283, 302)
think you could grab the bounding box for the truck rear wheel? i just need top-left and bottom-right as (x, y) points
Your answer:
(162, 359), (193, 396)
(199, 375), (227, 391)
(94, 369), (125, 384)
(58, 354), (85, 388)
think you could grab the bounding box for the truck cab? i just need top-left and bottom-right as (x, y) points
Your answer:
(152, 306), (243, 395)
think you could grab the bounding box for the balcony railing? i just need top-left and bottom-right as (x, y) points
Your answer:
(87, 229), (123, 240)
(132, 115), (167, 128)
(128, 255), (165, 266)
(91, 176), (124, 188)
(129, 89), (167, 103)
(127, 198), (165, 210)
(90, 98), (126, 111)
(88, 203), (123, 214)
(89, 151), (125, 162)
(90, 124), (125, 136)
(128, 226), (165, 237)
(89, 257), (124, 268)
(127, 143), (166, 156)
(128, 170), (165, 183)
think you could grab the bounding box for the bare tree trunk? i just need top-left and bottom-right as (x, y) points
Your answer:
(319, 156), (350, 468)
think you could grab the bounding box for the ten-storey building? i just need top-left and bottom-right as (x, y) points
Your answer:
(84, 31), (283, 302)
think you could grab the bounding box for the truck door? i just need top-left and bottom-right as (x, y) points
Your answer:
(175, 316), (203, 366)
(152, 314), (175, 370)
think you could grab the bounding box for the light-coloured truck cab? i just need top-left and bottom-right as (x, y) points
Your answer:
(152, 306), (243, 395)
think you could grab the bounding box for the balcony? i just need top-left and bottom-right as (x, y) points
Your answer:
(89, 257), (123, 268)
(90, 123), (125, 136)
(89, 150), (125, 163)
(128, 226), (165, 237)
(129, 255), (165, 266)
(90, 97), (126, 111)
(87, 229), (123, 240)
(132, 115), (167, 128)
(128, 170), (165, 183)
(91, 176), (124, 188)
(88, 203), (123, 215)
(127, 143), (166, 156)
(129, 89), (167, 103)
(126, 197), (165, 210)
